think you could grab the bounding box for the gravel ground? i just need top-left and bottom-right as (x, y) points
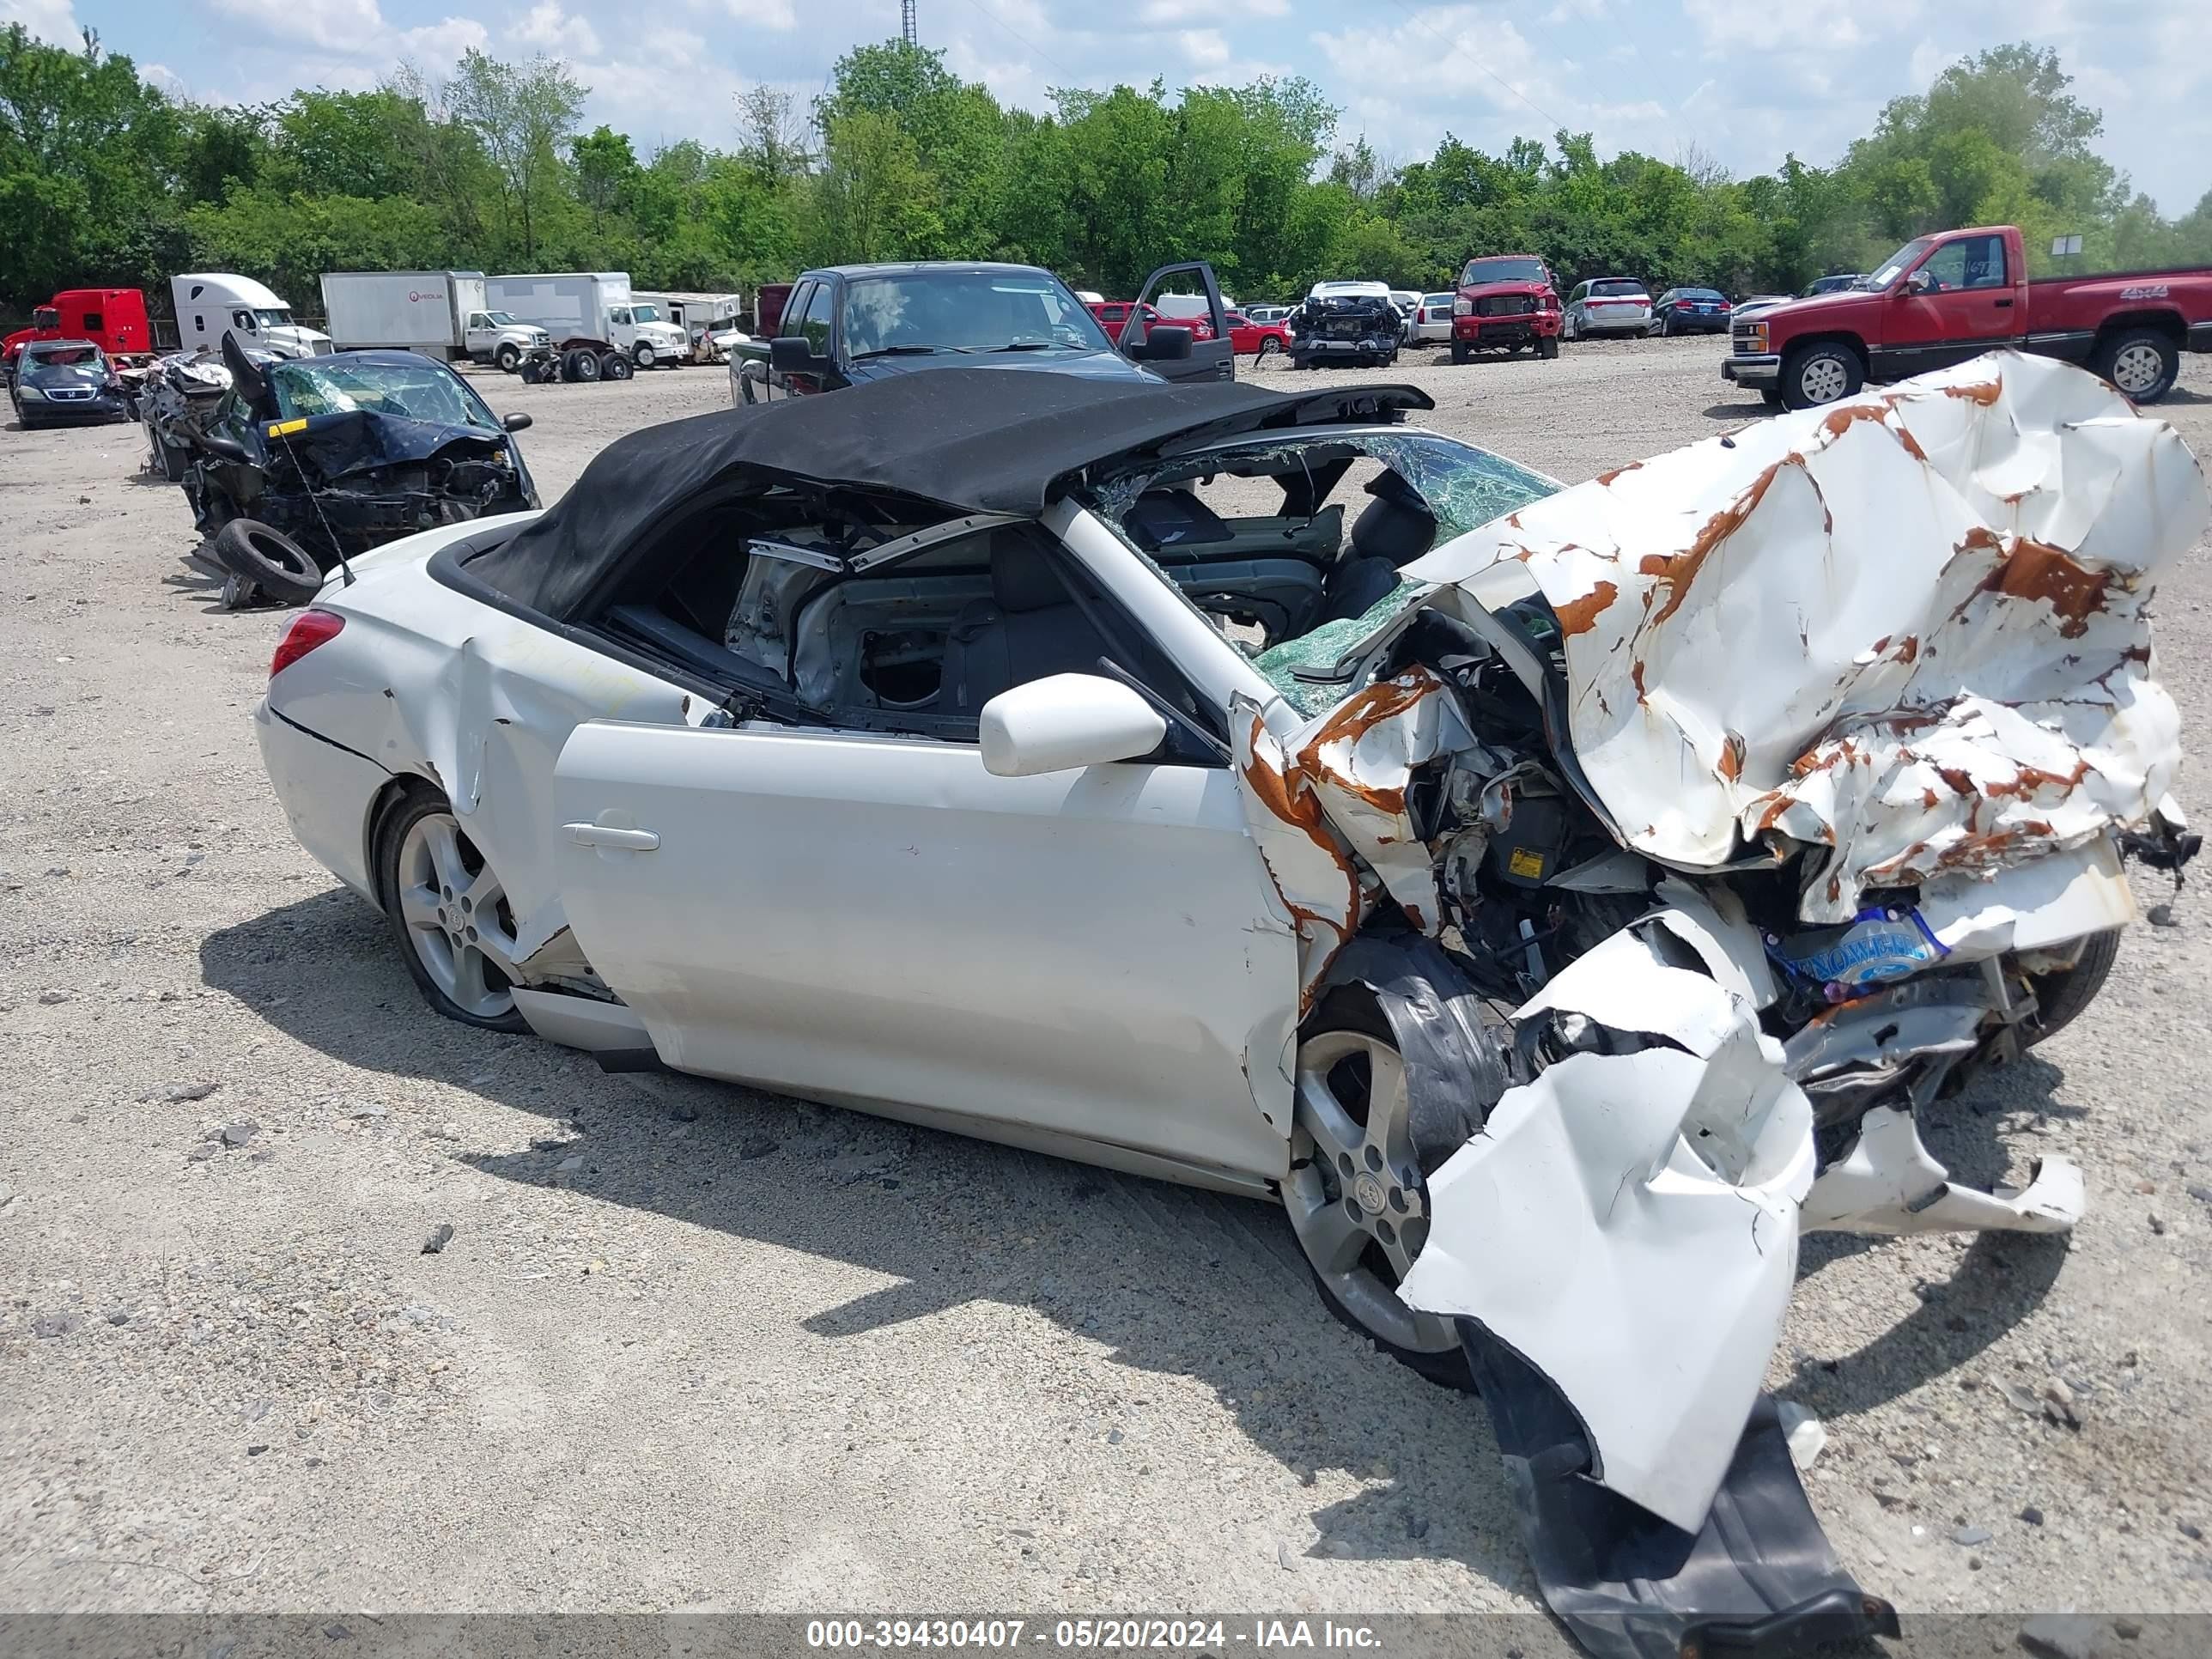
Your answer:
(3, 337), (2209, 1625)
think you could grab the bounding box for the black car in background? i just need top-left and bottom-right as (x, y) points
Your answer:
(732, 261), (1231, 404)
(9, 338), (130, 428)
(1648, 288), (1734, 336)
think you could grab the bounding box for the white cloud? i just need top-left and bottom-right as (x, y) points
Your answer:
(398, 15), (489, 61)
(1141, 0), (1283, 19)
(0, 0), (76, 41)
(141, 61), (191, 95)
(1178, 27), (1228, 67)
(205, 0), (384, 54)
(720, 0), (796, 26)
(517, 0), (599, 57)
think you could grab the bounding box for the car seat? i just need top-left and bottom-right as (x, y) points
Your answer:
(940, 531), (1115, 712)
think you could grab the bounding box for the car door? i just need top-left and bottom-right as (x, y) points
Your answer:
(547, 530), (1296, 1182)
(1882, 234), (2019, 374)
(773, 279), (842, 397)
(1120, 261), (1234, 383)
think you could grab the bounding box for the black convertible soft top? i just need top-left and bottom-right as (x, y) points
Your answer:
(465, 368), (1432, 619)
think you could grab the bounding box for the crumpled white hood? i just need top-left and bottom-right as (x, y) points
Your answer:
(1406, 353), (2207, 920)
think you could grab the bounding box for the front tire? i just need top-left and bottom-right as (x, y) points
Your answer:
(1782, 341), (1863, 409)
(495, 343), (522, 373)
(1284, 989), (1473, 1391)
(2024, 928), (2121, 1045)
(1536, 334), (1559, 360)
(374, 791), (529, 1032)
(2094, 328), (2179, 403)
(633, 342), (657, 369)
(1449, 340), (1468, 365)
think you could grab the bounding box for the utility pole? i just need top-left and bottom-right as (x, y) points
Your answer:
(901, 0), (917, 46)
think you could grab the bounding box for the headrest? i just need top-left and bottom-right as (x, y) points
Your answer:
(990, 531), (1071, 613)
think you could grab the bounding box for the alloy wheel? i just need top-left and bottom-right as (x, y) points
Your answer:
(2110, 342), (2165, 397)
(1284, 1027), (1459, 1355)
(394, 812), (521, 1020)
(1799, 354), (1850, 404)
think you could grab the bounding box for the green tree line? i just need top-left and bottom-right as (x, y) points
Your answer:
(3, 24), (2208, 319)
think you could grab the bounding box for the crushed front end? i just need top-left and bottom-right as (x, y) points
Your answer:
(1216, 351), (2203, 1657)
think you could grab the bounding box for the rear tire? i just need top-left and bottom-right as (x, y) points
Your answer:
(1782, 342), (1863, 409)
(600, 351), (634, 381)
(564, 348), (601, 382)
(374, 790), (531, 1032)
(1257, 336), (1282, 362)
(2024, 927), (2121, 1045)
(2093, 328), (2179, 403)
(1285, 988), (1474, 1393)
(212, 519), (324, 605)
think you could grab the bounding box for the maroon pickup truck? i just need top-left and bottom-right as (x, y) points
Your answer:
(1724, 224), (2212, 408)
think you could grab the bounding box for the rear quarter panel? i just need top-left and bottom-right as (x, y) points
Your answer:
(266, 531), (691, 957)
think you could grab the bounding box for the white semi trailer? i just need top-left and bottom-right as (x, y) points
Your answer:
(319, 270), (549, 369)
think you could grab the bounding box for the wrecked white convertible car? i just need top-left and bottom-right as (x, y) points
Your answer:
(256, 358), (2203, 1657)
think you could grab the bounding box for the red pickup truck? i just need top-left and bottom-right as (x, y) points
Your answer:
(3, 287), (153, 382)
(1725, 224), (2212, 408)
(1449, 253), (1563, 364)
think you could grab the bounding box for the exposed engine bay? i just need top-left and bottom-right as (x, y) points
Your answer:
(1288, 283), (1404, 367)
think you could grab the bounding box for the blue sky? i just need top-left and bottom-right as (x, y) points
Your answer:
(9, 0), (2207, 216)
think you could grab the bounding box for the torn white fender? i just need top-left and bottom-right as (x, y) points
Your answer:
(1403, 352), (2207, 923)
(1803, 1105), (2084, 1235)
(1231, 668), (1469, 1010)
(1399, 923), (1816, 1534)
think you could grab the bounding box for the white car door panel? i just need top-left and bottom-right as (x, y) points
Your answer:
(552, 720), (1298, 1180)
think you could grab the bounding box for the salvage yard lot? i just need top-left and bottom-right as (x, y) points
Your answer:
(3, 337), (2210, 1620)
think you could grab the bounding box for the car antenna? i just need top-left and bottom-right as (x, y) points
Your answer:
(270, 427), (356, 586)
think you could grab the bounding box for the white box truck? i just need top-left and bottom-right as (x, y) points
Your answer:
(486, 273), (689, 369)
(319, 270), (550, 369)
(170, 273), (331, 359)
(635, 291), (748, 363)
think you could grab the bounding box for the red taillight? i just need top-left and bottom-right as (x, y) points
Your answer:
(271, 610), (344, 678)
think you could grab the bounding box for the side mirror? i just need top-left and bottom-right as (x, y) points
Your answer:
(1139, 324), (1194, 362)
(979, 673), (1168, 778)
(1903, 269), (1934, 296)
(769, 335), (823, 373)
(502, 412), (532, 433)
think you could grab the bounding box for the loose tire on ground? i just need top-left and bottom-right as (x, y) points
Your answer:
(211, 519), (325, 605)
(2093, 327), (2179, 404)
(373, 788), (531, 1033)
(1782, 341), (1864, 409)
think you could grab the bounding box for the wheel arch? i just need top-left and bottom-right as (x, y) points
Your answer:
(362, 770), (447, 913)
(2093, 307), (2185, 348)
(1781, 330), (1869, 371)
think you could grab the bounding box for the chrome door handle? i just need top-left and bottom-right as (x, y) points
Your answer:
(563, 823), (660, 851)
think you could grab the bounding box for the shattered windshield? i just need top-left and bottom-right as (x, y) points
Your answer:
(26, 345), (104, 373)
(268, 358), (498, 430)
(1093, 428), (1562, 716)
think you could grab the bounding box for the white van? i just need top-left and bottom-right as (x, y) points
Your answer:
(170, 273), (331, 360)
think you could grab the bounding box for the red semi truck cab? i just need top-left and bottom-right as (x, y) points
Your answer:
(1724, 225), (2212, 408)
(3, 288), (153, 379)
(1449, 254), (1563, 364)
